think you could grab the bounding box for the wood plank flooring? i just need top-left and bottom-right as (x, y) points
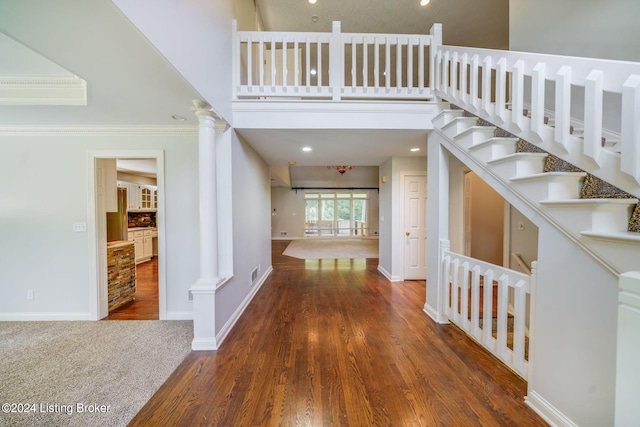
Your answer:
(130, 241), (546, 426)
(106, 257), (158, 320)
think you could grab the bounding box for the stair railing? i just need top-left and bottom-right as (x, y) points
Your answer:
(434, 45), (640, 198)
(441, 239), (535, 380)
(232, 20), (441, 102)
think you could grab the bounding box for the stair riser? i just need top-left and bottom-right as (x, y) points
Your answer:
(489, 157), (546, 180)
(512, 177), (585, 202)
(442, 118), (478, 139)
(432, 110), (464, 129)
(469, 141), (518, 163)
(454, 128), (497, 150)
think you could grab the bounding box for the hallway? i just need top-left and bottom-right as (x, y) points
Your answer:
(130, 241), (545, 425)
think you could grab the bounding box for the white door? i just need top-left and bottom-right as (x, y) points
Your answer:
(403, 174), (427, 280)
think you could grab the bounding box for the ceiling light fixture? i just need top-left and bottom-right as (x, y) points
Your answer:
(420, 0), (430, 5)
(328, 165), (353, 175)
(310, 69), (317, 75)
(302, 147), (312, 152)
(311, 14), (319, 22)
(410, 147), (421, 152)
(308, 0), (317, 4)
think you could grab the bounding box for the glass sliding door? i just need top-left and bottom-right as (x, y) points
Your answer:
(304, 191), (370, 237)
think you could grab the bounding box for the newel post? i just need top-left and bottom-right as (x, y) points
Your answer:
(329, 21), (343, 101)
(429, 23), (442, 94)
(615, 271), (640, 425)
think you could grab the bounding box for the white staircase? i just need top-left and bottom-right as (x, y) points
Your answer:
(434, 109), (640, 275)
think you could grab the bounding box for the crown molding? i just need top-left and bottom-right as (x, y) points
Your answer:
(0, 126), (199, 136)
(0, 75), (88, 106)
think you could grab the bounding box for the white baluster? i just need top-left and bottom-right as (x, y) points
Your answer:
(363, 38), (368, 89)
(443, 254), (451, 317)
(451, 52), (459, 100)
(451, 258), (460, 323)
(460, 53), (468, 105)
(461, 261), (470, 331)
(271, 39), (276, 88)
(471, 265), (481, 340)
(396, 36), (402, 91)
(407, 37), (414, 91)
(531, 63), (546, 138)
(496, 58), (507, 122)
(482, 268), (494, 347)
(294, 39), (299, 88)
(555, 65), (572, 150)
(513, 279), (528, 378)
(374, 37), (380, 89)
(385, 37), (391, 90)
(247, 35), (253, 87)
(259, 38), (264, 88)
(512, 60), (525, 131)
(584, 70), (604, 164)
(497, 274), (509, 361)
(481, 56), (492, 114)
(470, 54), (479, 111)
(621, 75), (640, 183)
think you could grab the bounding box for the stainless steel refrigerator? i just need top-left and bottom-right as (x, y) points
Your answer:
(106, 187), (128, 242)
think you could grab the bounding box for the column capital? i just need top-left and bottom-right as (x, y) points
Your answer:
(214, 120), (230, 134)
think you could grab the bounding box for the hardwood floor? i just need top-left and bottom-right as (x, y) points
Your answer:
(130, 241), (546, 426)
(106, 257), (159, 320)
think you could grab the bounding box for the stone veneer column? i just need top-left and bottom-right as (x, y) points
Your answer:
(190, 106), (228, 351)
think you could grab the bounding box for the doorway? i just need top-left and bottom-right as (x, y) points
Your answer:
(402, 173), (427, 280)
(89, 150), (166, 321)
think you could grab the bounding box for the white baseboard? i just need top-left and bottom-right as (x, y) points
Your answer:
(377, 265), (401, 282)
(191, 337), (218, 351)
(165, 311), (194, 320)
(525, 390), (577, 427)
(0, 312), (91, 321)
(423, 304), (449, 324)
(215, 265), (273, 347)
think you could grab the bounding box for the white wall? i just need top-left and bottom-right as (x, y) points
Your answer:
(270, 187), (380, 239)
(113, 0), (261, 124)
(215, 131), (272, 335)
(510, 0), (640, 62)
(0, 133), (199, 319)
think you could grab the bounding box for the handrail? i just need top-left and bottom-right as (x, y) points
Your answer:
(434, 45), (640, 198)
(511, 252), (532, 275)
(232, 20), (441, 102)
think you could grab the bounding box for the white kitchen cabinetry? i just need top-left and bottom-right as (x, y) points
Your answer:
(118, 181), (157, 212)
(128, 228), (155, 264)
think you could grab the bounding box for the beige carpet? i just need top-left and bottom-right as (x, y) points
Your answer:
(0, 320), (192, 427)
(283, 238), (379, 259)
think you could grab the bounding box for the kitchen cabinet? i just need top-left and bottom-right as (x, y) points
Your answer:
(128, 228), (155, 264)
(118, 181), (157, 212)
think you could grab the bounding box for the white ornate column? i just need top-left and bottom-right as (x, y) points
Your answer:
(190, 102), (227, 351)
(615, 271), (640, 425)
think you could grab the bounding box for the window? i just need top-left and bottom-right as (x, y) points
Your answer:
(304, 192), (368, 237)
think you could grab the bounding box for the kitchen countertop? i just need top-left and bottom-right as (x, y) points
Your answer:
(107, 240), (134, 248)
(128, 227), (156, 231)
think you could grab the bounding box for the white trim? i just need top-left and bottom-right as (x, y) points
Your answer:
(525, 390), (578, 427)
(88, 150), (168, 320)
(0, 126), (198, 136)
(377, 265), (401, 282)
(165, 312), (194, 320)
(423, 303), (449, 324)
(0, 312), (91, 321)
(191, 338), (218, 351)
(215, 266), (274, 347)
(0, 75), (87, 106)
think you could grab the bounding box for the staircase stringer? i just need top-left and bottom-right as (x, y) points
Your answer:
(433, 127), (622, 277)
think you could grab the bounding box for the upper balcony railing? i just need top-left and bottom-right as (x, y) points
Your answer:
(232, 21), (442, 102)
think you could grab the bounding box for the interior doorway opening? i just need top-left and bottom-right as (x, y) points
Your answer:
(90, 151), (166, 321)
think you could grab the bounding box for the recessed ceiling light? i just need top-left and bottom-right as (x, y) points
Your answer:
(302, 147), (312, 152)
(171, 115), (187, 121)
(288, 161), (296, 166)
(410, 147), (420, 152)
(420, 0), (430, 5)
(310, 69), (317, 75)
(308, 0), (317, 5)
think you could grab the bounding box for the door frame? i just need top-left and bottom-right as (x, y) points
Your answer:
(87, 150), (166, 320)
(400, 171), (427, 280)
